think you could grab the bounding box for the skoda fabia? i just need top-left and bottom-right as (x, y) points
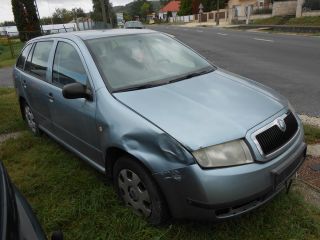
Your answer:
(13, 29), (306, 225)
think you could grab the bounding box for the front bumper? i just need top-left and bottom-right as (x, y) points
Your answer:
(153, 131), (306, 221)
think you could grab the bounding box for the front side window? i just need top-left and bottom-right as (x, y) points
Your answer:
(25, 41), (53, 81)
(86, 33), (213, 91)
(16, 44), (32, 69)
(52, 42), (88, 87)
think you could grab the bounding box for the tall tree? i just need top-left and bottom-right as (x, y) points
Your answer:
(11, 0), (41, 41)
(91, 0), (115, 27)
(52, 8), (74, 23)
(179, 0), (193, 15)
(140, 2), (152, 20)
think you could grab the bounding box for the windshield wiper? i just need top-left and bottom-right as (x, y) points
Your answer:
(168, 68), (214, 84)
(114, 67), (214, 93)
(114, 83), (161, 92)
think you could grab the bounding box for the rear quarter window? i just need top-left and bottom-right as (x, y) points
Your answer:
(25, 41), (53, 81)
(16, 44), (32, 70)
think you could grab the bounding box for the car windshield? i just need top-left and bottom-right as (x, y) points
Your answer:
(125, 21), (143, 28)
(86, 33), (214, 92)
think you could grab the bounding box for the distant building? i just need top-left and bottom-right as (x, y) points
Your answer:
(159, 0), (180, 20)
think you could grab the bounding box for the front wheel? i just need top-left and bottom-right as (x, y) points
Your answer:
(113, 156), (169, 225)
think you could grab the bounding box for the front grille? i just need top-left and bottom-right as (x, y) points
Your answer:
(256, 112), (298, 155)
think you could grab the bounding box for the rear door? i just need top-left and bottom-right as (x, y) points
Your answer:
(22, 40), (54, 131)
(48, 40), (101, 165)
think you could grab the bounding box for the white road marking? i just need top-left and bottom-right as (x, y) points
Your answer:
(183, 28), (189, 31)
(217, 33), (228, 36)
(253, 37), (274, 42)
(196, 30), (203, 33)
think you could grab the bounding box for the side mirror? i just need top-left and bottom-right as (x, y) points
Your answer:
(62, 83), (92, 100)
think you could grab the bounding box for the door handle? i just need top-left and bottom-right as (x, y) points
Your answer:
(22, 79), (27, 88)
(48, 93), (54, 103)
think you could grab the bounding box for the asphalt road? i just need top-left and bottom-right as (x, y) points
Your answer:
(0, 67), (13, 87)
(149, 25), (320, 117)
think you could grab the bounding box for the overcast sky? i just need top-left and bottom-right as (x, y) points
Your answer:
(0, 0), (134, 22)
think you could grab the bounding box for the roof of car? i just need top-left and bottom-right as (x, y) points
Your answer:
(30, 29), (157, 42)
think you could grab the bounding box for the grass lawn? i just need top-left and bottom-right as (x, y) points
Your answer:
(251, 16), (320, 26)
(0, 37), (24, 68)
(304, 124), (320, 144)
(0, 88), (320, 239)
(0, 88), (25, 134)
(251, 16), (290, 25)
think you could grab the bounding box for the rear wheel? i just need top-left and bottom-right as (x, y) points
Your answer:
(113, 156), (169, 225)
(24, 104), (40, 135)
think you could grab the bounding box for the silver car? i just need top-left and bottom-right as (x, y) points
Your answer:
(13, 29), (306, 225)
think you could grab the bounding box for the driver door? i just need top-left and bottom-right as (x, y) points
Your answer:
(48, 40), (102, 165)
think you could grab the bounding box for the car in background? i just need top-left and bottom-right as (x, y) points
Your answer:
(13, 29), (306, 225)
(0, 161), (63, 240)
(124, 21), (144, 29)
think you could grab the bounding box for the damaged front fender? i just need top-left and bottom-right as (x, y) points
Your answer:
(96, 89), (195, 174)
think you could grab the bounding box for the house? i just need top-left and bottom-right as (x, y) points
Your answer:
(228, 0), (272, 19)
(159, 0), (180, 20)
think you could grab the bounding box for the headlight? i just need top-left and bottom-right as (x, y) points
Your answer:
(192, 140), (253, 168)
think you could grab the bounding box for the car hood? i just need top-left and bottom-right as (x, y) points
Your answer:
(114, 69), (287, 151)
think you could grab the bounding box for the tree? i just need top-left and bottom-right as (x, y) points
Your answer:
(140, 2), (152, 20)
(179, 0), (193, 15)
(71, 8), (87, 18)
(52, 8), (74, 23)
(91, 0), (115, 27)
(11, 0), (42, 41)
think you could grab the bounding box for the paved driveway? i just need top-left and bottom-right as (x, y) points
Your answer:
(0, 67), (13, 87)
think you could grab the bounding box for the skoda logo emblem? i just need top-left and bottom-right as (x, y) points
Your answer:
(277, 119), (286, 132)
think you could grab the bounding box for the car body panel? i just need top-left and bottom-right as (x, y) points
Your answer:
(0, 162), (46, 240)
(114, 69), (285, 151)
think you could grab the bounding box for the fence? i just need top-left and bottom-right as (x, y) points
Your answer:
(303, 0), (320, 11)
(0, 34), (23, 60)
(0, 19), (109, 42)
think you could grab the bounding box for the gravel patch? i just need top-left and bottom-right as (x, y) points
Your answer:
(299, 114), (320, 128)
(294, 181), (320, 209)
(0, 131), (23, 144)
(297, 156), (320, 190)
(307, 144), (320, 157)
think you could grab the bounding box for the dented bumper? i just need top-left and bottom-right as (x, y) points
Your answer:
(153, 140), (306, 220)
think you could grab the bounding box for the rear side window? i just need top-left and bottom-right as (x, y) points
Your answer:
(52, 42), (88, 87)
(16, 44), (32, 69)
(25, 41), (53, 81)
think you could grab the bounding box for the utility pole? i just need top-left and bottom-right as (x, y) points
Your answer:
(216, 0), (220, 26)
(100, 0), (107, 28)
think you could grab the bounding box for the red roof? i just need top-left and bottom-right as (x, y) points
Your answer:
(159, 1), (180, 13)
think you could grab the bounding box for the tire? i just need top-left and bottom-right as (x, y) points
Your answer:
(113, 156), (169, 225)
(23, 103), (40, 135)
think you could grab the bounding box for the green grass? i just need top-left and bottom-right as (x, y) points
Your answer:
(251, 16), (291, 25)
(0, 88), (25, 134)
(304, 124), (320, 144)
(287, 16), (320, 26)
(0, 87), (320, 239)
(0, 38), (24, 68)
(251, 16), (320, 26)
